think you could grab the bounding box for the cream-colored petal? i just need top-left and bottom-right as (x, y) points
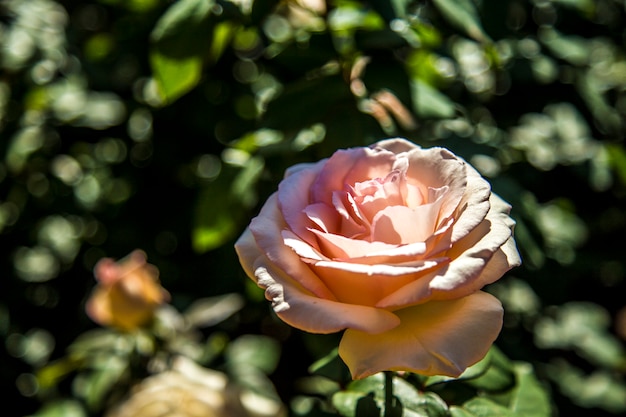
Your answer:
(310, 229), (428, 263)
(308, 229), (401, 259)
(449, 163), (492, 243)
(311, 259), (446, 306)
(339, 291), (503, 379)
(405, 147), (467, 219)
(242, 193), (335, 300)
(278, 160), (324, 240)
(370, 187), (447, 244)
(373, 137), (420, 154)
(311, 147), (396, 206)
(253, 265), (401, 334)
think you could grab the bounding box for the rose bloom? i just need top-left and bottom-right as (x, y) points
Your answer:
(105, 356), (286, 417)
(86, 250), (170, 331)
(235, 138), (521, 379)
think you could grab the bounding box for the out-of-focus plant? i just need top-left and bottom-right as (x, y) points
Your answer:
(26, 250), (284, 417)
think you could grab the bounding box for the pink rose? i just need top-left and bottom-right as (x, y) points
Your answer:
(235, 138), (520, 379)
(86, 250), (170, 331)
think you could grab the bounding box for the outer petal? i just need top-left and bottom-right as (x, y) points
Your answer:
(253, 265), (401, 334)
(449, 162), (492, 243)
(373, 137), (420, 154)
(278, 160), (325, 241)
(339, 291), (503, 379)
(239, 194), (336, 300)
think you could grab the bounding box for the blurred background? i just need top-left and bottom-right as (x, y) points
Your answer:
(1, 0), (625, 416)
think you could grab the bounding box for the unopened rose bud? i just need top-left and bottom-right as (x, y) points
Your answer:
(86, 250), (170, 331)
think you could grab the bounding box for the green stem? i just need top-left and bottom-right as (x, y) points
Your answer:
(384, 371), (394, 417)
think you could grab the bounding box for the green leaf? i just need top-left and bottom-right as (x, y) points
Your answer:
(192, 157), (264, 253)
(332, 391), (381, 417)
(410, 79), (457, 119)
(309, 347), (351, 381)
(81, 356), (129, 410)
(149, 0), (216, 104)
(431, 0), (490, 42)
(508, 363), (552, 417)
(456, 398), (514, 417)
(465, 345), (516, 392)
(226, 334), (281, 374)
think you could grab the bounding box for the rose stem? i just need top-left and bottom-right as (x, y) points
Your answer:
(384, 371), (394, 417)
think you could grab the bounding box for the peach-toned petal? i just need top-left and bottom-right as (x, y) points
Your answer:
(253, 265), (401, 334)
(243, 194), (336, 300)
(308, 229), (402, 259)
(373, 137), (420, 154)
(303, 203), (337, 233)
(278, 160), (324, 240)
(311, 147), (396, 206)
(332, 191), (369, 237)
(405, 147), (467, 219)
(370, 187), (447, 244)
(449, 163), (492, 243)
(308, 229), (428, 263)
(311, 259), (446, 306)
(339, 291), (503, 379)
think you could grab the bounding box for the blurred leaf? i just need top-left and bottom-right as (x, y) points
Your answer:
(607, 143), (626, 186)
(226, 334), (281, 374)
(309, 347), (351, 382)
(149, 0), (215, 104)
(534, 302), (626, 369)
(183, 292), (245, 328)
(539, 29), (589, 66)
(410, 79), (456, 119)
(576, 70), (623, 137)
(546, 359), (626, 413)
(27, 400), (87, 417)
(333, 391), (380, 417)
(67, 329), (133, 359)
(36, 357), (82, 389)
(262, 73), (352, 131)
(431, 0), (490, 42)
(368, 0), (411, 22)
(550, 0), (596, 16)
(192, 157), (264, 252)
(80, 356), (129, 410)
(508, 363), (552, 417)
(465, 345), (516, 392)
(454, 398), (514, 417)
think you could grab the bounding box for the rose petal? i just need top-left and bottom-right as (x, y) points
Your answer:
(311, 259), (447, 306)
(309, 229), (428, 263)
(338, 291), (503, 378)
(449, 163), (492, 243)
(312, 147), (396, 206)
(241, 194), (336, 300)
(404, 147), (467, 220)
(307, 229), (402, 259)
(253, 265), (401, 334)
(278, 160), (325, 241)
(376, 194), (518, 309)
(370, 187), (448, 244)
(373, 137), (420, 154)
